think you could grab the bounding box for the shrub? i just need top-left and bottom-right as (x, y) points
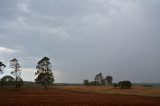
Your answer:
(113, 83), (118, 88)
(0, 75), (14, 88)
(0, 75), (23, 88)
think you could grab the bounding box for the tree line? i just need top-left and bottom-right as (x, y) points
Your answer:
(1, 57), (132, 89)
(0, 57), (54, 89)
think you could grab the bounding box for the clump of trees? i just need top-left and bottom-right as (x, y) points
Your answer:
(0, 58), (23, 88)
(113, 81), (132, 89)
(84, 73), (113, 86)
(84, 73), (132, 89)
(35, 57), (54, 88)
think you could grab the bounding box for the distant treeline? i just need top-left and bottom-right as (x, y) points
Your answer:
(133, 83), (160, 87)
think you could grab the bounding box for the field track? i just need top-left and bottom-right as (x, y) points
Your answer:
(0, 88), (160, 106)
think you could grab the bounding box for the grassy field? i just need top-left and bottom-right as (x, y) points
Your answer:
(57, 86), (160, 97)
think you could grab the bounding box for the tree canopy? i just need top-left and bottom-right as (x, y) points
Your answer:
(10, 58), (21, 78)
(0, 61), (6, 74)
(105, 76), (113, 85)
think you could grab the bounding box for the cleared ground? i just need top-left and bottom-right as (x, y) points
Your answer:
(0, 87), (160, 106)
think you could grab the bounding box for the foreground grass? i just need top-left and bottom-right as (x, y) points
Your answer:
(57, 86), (160, 97)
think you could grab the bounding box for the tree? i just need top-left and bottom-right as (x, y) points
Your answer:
(105, 76), (113, 85)
(16, 77), (23, 88)
(10, 58), (22, 88)
(0, 61), (6, 74)
(94, 73), (104, 85)
(118, 81), (132, 89)
(113, 83), (117, 88)
(35, 57), (54, 88)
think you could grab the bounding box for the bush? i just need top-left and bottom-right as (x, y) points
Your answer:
(90, 81), (99, 86)
(118, 81), (132, 89)
(113, 83), (117, 88)
(0, 75), (24, 88)
(0, 75), (14, 88)
(83, 80), (89, 86)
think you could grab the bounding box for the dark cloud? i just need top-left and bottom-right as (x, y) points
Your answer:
(0, 0), (160, 83)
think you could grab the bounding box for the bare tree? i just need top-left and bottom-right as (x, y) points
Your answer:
(10, 58), (22, 88)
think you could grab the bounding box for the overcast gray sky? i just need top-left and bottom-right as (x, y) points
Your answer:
(0, 0), (160, 83)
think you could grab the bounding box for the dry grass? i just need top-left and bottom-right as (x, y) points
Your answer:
(57, 86), (160, 97)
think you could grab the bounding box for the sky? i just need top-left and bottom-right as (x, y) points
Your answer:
(0, 0), (160, 83)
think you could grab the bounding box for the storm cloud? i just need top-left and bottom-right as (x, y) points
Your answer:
(0, 0), (160, 83)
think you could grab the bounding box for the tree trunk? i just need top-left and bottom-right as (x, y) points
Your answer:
(15, 77), (18, 88)
(44, 81), (47, 89)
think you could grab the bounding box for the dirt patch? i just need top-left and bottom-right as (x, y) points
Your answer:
(0, 88), (160, 106)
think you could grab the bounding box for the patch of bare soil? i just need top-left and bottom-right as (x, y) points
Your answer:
(0, 88), (160, 106)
